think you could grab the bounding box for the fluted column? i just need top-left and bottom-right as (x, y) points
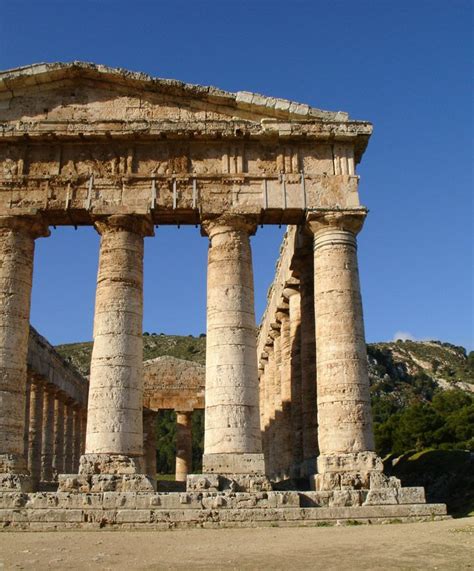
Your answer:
(286, 285), (303, 478)
(307, 210), (383, 491)
(64, 400), (74, 473)
(142, 408), (157, 480)
(293, 235), (318, 478)
(175, 411), (192, 482)
(27, 378), (44, 489)
(40, 385), (56, 484)
(199, 215), (267, 485)
(0, 215), (48, 490)
(72, 405), (82, 473)
(271, 321), (282, 478)
(72, 215), (155, 491)
(279, 304), (293, 479)
(52, 392), (65, 477)
(23, 378), (31, 462)
(262, 343), (274, 474)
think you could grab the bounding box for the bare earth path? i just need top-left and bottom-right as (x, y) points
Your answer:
(0, 518), (472, 571)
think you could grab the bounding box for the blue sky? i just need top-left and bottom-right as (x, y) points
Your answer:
(1, 0), (472, 350)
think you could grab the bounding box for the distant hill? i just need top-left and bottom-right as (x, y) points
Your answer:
(56, 335), (473, 392)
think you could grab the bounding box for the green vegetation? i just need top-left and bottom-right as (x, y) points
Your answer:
(386, 449), (474, 517)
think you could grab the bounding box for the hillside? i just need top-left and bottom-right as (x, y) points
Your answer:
(56, 335), (473, 391)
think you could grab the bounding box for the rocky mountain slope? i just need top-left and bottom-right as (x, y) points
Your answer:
(56, 335), (473, 393)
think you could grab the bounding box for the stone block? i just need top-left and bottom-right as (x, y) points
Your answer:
(57, 474), (90, 493)
(202, 453), (265, 474)
(115, 509), (152, 524)
(363, 489), (398, 506)
(397, 487), (426, 505)
(0, 473), (33, 492)
(187, 474), (220, 492)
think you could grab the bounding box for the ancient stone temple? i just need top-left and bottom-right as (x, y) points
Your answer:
(0, 62), (446, 528)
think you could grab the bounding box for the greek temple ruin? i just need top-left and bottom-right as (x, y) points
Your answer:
(0, 62), (447, 528)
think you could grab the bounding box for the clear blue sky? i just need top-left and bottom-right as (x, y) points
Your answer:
(1, 0), (472, 350)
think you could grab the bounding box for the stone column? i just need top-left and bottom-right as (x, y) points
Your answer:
(0, 216), (49, 490)
(271, 320), (283, 479)
(307, 210), (385, 491)
(64, 400), (74, 474)
(40, 385), (56, 484)
(66, 215), (155, 493)
(286, 285), (303, 479)
(72, 405), (82, 473)
(80, 409), (87, 456)
(261, 342), (274, 475)
(293, 233), (318, 478)
(142, 408), (157, 480)
(52, 392), (65, 477)
(279, 304), (293, 480)
(193, 215), (269, 492)
(175, 411), (192, 482)
(27, 378), (44, 489)
(23, 378), (31, 462)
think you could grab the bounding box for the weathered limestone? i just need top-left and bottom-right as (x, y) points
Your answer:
(40, 386), (55, 484)
(52, 393), (65, 477)
(175, 411), (192, 482)
(195, 215), (269, 492)
(286, 286), (303, 478)
(66, 215), (155, 493)
(142, 409), (157, 480)
(0, 216), (48, 491)
(64, 401), (74, 474)
(294, 238), (318, 478)
(306, 210), (394, 492)
(27, 378), (44, 489)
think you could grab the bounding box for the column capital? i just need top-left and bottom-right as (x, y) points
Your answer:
(93, 214), (154, 237)
(305, 208), (367, 236)
(0, 214), (50, 239)
(201, 214), (258, 238)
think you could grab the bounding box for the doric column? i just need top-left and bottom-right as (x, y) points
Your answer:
(261, 342), (274, 474)
(292, 233), (318, 478)
(175, 411), (192, 482)
(271, 319), (283, 478)
(307, 210), (384, 491)
(23, 377), (31, 461)
(68, 215), (155, 492)
(279, 303), (293, 479)
(72, 405), (82, 473)
(195, 215), (269, 491)
(142, 408), (157, 480)
(27, 378), (44, 489)
(40, 385), (56, 484)
(64, 400), (74, 474)
(0, 215), (49, 490)
(80, 409), (87, 456)
(285, 285), (303, 478)
(52, 392), (65, 477)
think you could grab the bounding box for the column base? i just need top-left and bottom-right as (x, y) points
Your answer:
(312, 451), (401, 492)
(188, 453), (271, 492)
(57, 453), (156, 493)
(0, 454), (33, 492)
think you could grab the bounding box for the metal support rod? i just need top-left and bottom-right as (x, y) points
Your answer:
(192, 178), (198, 209)
(85, 174), (94, 210)
(262, 178), (268, 209)
(172, 178), (177, 209)
(280, 173), (287, 210)
(300, 171), (306, 210)
(150, 177), (157, 209)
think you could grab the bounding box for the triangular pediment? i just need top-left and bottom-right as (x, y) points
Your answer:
(0, 61), (350, 125)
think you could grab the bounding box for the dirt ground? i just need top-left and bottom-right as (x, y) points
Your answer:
(0, 517), (472, 571)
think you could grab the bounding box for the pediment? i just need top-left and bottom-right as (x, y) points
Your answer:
(0, 61), (349, 126)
